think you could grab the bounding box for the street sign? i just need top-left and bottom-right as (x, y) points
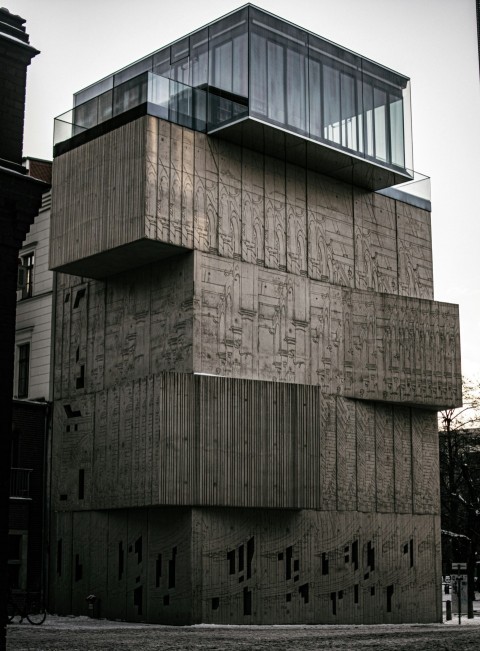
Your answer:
(452, 562), (467, 571)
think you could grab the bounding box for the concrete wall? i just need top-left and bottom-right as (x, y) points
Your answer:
(49, 114), (460, 625)
(51, 255), (460, 408)
(50, 507), (442, 624)
(51, 117), (434, 303)
(194, 252), (460, 406)
(50, 372), (440, 513)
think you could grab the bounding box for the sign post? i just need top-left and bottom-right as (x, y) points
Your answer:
(452, 563), (467, 624)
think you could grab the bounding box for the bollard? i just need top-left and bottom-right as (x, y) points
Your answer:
(446, 599), (452, 621)
(85, 594), (98, 618)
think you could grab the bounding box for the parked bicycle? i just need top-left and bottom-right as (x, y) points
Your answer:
(7, 590), (47, 625)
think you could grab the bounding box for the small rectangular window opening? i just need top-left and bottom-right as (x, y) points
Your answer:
(21, 252), (34, 299)
(17, 343), (30, 398)
(118, 542), (124, 580)
(227, 549), (235, 574)
(78, 469), (85, 500)
(57, 539), (63, 576)
(155, 554), (162, 588)
(386, 584), (394, 612)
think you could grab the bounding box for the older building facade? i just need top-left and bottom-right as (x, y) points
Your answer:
(0, 10), (48, 644)
(10, 160), (52, 597)
(48, 6), (461, 623)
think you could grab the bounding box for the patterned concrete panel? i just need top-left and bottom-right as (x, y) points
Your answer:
(354, 189), (398, 294)
(194, 252), (461, 407)
(50, 507), (442, 624)
(52, 117), (434, 301)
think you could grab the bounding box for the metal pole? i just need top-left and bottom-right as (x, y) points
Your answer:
(458, 576), (462, 624)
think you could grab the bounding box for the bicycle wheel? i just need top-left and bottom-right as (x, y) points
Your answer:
(25, 597), (46, 625)
(7, 599), (22, 624)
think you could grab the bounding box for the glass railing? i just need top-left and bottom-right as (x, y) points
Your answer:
(54, 72), (249, 147)
(378, 171), (431, 204)
(54, 69), (424, 200)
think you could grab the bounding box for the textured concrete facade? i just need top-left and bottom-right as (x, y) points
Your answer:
(49, 114), (461, 624)
(51, 508), (441, 624)
(51, 372), (440, 512)
(51, 117), (434, 302)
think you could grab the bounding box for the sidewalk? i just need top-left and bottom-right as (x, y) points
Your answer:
(7, 614), (480, 651)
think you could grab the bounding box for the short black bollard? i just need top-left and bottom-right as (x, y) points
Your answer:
(446, 599), (452, 621)
(85, 594), (98, 618)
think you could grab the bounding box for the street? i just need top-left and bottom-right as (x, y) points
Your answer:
(6, 616), (480, 650)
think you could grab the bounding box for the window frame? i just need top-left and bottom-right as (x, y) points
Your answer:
(17, 342), (31, 399)
(20, 250), (35, 300)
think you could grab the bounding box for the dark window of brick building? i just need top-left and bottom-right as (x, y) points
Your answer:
(21, 251), (34, 299)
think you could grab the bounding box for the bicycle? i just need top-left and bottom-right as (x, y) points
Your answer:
(7, 590), (47, 625)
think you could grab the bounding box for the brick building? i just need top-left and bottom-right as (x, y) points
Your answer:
(0, 7), (48, 645)
(48, 6), (461, 624)
(9, 158), (52, 595)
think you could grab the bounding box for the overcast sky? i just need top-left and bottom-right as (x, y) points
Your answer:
(7, 0), (480, 380)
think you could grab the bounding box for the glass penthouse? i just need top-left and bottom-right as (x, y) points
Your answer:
(55, 4), (413, 190)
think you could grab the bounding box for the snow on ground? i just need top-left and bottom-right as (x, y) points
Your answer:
(6, 614), (480, 651)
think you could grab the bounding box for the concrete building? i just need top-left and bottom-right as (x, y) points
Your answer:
(48, 6), (462, 624)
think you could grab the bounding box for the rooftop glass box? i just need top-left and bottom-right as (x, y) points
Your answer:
(54, 4), (413, 190)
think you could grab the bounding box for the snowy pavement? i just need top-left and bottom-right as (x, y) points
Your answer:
(6, 615), (480, 650)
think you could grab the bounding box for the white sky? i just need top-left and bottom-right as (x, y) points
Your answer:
(6, 0), (480, 380)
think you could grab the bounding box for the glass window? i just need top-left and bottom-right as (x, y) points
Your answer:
(191, 28), (209, 88)
(214, 40), (233, 91)
(323, 65), (341, 144)
(356, 79), (364, 154)
(374, 87), (387, 162)
(97, 90), (113, 124)
(389, 96), (405, 168)
(340, 72), (357, 150)
(232, 33), (248, 97)
(21, 252), (34, 299)
(17, 343), (30, 399)
(309, 58), (322, 139)
(64, 5), (411, 179)
(209, 7), (248, 99)
(113, 56), (152, 86)
(171, 59), (190, 85)
(152, 47), (171, 77)
(286, 48), (307, 134)
(171, 37), (189, 64)
(113, 74), (148, 116)
(363, 81), (375, 157)
(170, 37), (190, 85)
(251, 32), (267, 115)
(250, 8), (309, 134)
(74, 76), (113, 107)
(73, 97), (98, 130)
(267, 40), (285, 123)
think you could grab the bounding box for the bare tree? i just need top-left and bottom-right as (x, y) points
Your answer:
(439, 378), (480, 617)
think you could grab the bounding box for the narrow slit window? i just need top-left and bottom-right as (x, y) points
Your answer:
(78, 469), (85, 500)
(17, 343), (30, 398)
